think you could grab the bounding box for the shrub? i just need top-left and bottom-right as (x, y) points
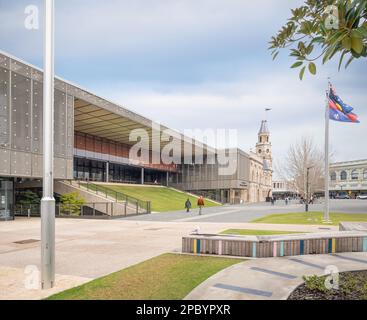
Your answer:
(60, 192), (86, 216)
(18, 190), (40, 205)
(303, 275), (329, 293)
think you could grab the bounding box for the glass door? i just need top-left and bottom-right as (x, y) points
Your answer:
(0, 179), (14, 221)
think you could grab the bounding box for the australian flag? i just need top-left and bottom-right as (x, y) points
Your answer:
(328, 86), (360, 123)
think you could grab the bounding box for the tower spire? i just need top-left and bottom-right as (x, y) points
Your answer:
(256, 119), (272, 170)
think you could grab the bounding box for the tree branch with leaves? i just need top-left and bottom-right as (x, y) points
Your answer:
(269, 0), (367, 79)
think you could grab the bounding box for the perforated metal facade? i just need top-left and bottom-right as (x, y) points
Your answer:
(0, 53), (73, 179)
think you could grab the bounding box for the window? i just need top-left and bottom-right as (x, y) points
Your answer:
(363, 169), (367, 180)
(351, 169), (358, 180)
(330, 172), (336, 181)
(258, 149), (262, 154)
(340, 171), (347, 180)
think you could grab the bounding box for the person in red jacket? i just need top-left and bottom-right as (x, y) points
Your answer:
(197, 196), (205, 215)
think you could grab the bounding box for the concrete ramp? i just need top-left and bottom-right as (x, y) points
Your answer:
(55, 181), (142, 216)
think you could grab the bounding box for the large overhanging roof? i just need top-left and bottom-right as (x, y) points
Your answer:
(0, 50), (215, 154)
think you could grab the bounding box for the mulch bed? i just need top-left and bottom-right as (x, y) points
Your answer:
(288, 270), (367, 300)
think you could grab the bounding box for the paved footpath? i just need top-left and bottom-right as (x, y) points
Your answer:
(125, 199), (367, 223)
(185, 252), (367, 300)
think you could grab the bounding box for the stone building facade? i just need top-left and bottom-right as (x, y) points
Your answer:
(171, 120), (273, 204)
(329, 159), (367, 198)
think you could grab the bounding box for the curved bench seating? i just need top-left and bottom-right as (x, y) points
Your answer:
(182, 231), (367, 258)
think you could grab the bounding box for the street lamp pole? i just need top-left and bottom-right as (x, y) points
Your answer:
(41, 0), (55, 289)
(305, 166), (313, 212)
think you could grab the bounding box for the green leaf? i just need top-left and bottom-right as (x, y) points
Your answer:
(345, 55), (354, 69)
(308, 62), (316, 75)
(323, 44), (338, 64)
(342, 36), (352, 50)
(310, 36), (325, 44)
(351, 36), (364, 54)
(272, 51), (279, 60)
(351, 26), (367, 38)
(291, 61), (303, 68)
(299, 66), (306, 80)
(338, 51), (347, 71)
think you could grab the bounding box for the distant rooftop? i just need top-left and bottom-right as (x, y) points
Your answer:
(330, 159), (367, 167)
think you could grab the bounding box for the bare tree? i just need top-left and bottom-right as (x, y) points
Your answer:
(277, 137), (325, 197)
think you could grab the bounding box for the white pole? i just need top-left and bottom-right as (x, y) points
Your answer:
(324, 86), (330, 222)
(41, 0), (55, 289)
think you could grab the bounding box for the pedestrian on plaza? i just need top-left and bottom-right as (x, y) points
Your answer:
(197, 196), (205, 215)
(285, 197), (289, 205)
(185, 198), (192, 213)
(271, 197), (274, 205)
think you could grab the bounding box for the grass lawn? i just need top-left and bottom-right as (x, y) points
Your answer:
(103, 185), (219, 212)
(220, 229), (303, 236)
(252, 212), (367, 225)
(47, 254), (242, 300)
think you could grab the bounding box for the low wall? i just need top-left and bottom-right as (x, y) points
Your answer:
(182, 232), (367, 258)
(339, 222), (367, 232)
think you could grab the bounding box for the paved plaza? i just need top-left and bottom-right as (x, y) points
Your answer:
(0, 199), (365, 299)
(125, 199), (367, 223)
(185, 252), (367, 300)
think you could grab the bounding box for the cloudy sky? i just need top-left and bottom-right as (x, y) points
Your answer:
(1, 0), (366, 174)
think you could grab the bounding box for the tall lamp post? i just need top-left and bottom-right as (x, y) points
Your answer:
(41, 0), (55, 289)
(305, 166), (313, 212)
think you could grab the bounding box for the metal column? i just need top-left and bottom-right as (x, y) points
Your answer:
(141, 167), (144, 185)
(41, 0), (55, 290)
(106, 161), (109, 183)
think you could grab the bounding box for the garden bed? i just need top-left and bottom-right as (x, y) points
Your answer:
(288, 270), (367, 300)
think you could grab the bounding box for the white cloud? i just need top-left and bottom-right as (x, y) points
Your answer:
(1, 0), (365, 166)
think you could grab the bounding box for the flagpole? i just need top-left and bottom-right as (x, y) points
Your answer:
(324, 81), (330, 223)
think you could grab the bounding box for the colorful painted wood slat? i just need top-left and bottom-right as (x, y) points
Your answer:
(196, 239), (201, 253)
(252, 242), (257, 258)
(328, 239), (332, 254)
(300, 240), (304, 255)
(273, 242), (277, 257)
(332, 238), (336, 254)
(363, 237), (367, 252)
(280, 241), (284, 257)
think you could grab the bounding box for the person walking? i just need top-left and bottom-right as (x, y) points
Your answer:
(197, 196), (205, 215)
(185, 198), (192, 213)
(285, 197), (289, 205)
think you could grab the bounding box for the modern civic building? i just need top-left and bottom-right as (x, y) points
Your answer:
(329, 159), (367, 198)
(0, 50), (272, 220)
